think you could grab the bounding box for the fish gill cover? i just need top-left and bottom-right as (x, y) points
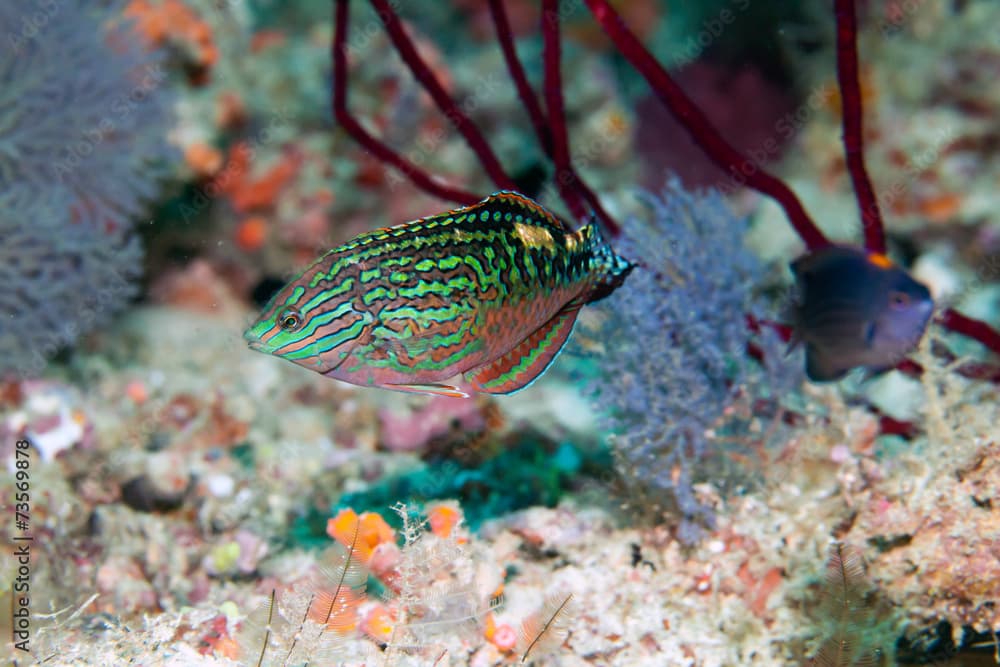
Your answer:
(0, 0), (176, 377)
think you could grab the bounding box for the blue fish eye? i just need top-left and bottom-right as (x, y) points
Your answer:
(278, 309), (303, 331)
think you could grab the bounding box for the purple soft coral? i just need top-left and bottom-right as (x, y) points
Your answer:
(0, 0), (176, 376)
(588, 179), (801, 542)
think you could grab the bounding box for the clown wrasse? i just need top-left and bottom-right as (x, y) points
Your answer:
(244, 192), (633, 397)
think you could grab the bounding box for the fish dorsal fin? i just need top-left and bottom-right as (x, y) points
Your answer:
(791, 246), (861, 281)
(464, 301), (581, 394)
(478, 191), (574, 233)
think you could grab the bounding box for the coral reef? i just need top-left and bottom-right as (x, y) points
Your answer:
(841, 357), (1000, 638)
(144, 0), (634, 308)
(0, 296), (996, 665)
(1, 1), (999, 666)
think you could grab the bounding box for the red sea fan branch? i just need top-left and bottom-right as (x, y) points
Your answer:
(540, 0), (590, 225)
(581, 0), (831, 252)
(487, 0), (552, 154)
(490, 0), (620, 234)
(334, 0), (622, 234)
(937, 309), (1000, 358)
(830, 1), (1000, 360)
(834, 0), (886, 255)
(331, 0), (480, 204)
(367, 0), (518, 192)
(334, 0), (1000, 367)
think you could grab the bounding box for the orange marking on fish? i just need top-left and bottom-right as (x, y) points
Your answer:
(866, 252), (895, 270)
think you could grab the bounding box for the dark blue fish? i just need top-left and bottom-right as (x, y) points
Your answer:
(790, 246), (933, 382)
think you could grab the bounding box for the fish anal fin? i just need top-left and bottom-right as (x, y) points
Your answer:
(465, 303), (580, 395)
(386, 383), (470, 399)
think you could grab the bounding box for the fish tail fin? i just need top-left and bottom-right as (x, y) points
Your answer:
(580, 222), (634, 304)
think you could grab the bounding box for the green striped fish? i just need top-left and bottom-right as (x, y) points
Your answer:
(243, 192), (633, 398)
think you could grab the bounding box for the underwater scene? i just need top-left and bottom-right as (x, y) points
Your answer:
(2, 0), (1000, 665)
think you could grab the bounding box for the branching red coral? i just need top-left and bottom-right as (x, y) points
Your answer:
(540, 0), (588, 224)
(332, 0), (1000, 371)
(581, 0), (1000, 364)
(490, 0), (619, 233)
(834, 0), (886, 255)
(331, 0), (480, 205)
(582, 0), (830, 252)
(332, 0), (621, 234)
(368, 0), (518, 192)
(936, 309), (1000, 361)
(486, 0), (551, 154)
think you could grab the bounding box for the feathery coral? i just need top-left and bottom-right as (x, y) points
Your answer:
(237, 533), (368, 665)
(0, 0), (175, 375)
(518, 593), (575, 663)
(810, 543), (889, 667)
(589, 178), (801, 541)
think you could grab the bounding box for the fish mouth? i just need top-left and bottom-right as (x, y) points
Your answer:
(246, 338), (275, 354)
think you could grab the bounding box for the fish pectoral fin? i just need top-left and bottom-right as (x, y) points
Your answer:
(863, 320), (878, 347)
(372, 318), (479, 363)
(386, 382), (470, 399)
(804, 344), (849, 383)
(465, 302), (581, 395)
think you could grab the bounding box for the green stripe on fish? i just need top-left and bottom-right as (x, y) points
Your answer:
(243, 191), (634, 397)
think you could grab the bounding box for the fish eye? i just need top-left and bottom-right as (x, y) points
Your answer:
(278, 309), (302, 331)
(889, 291), (911, 309)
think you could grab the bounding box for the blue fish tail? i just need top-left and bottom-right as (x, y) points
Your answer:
(581, 223), (634, 303)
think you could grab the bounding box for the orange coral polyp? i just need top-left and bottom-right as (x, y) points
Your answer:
(427, 503), (462, 538)
(359, 602), (395, 642)
(491, 622), (518, 652)
(235, 217), (268, 252)
(124, 0), (217, 68)
(326, 508), (395, 563)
